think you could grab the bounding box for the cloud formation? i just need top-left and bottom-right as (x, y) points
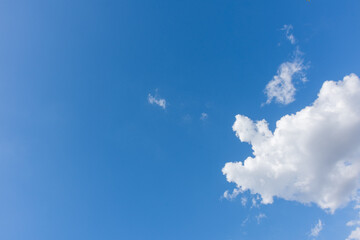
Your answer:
(265, 25), (307, 105)
(310, 220), (324, 237)
(148, 93), (166, 109)
(347, 217), (360, 239)
(223, 74), (360, 212)
(347, 220), (360, 227)
(282, 24), (296, 44)
(256, 213), (266, 224)
(347, 228), (360, 240)
(265, 52), (306, 104)
(223, 188), (241, 200)
(200, 112), (208, 120)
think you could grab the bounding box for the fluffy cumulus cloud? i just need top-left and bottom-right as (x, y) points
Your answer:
(347, 218), (360, 239)
(265, 55), (306, 105)
(347, 228), (360, 240)
(148, 93), (166, 109)
(310, 220), (324, 237)
(223, 74), (360, 212)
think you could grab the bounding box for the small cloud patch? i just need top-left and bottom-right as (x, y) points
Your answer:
(148, 93), (166, 109)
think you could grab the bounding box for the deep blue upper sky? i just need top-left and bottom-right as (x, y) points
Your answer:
(0, 0), (359, 239)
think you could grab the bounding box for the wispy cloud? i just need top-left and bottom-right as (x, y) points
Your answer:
(347, 220), (360, 227)
(256, 213), (266, 224)
(251, 197), (260, 208)
(241, 217), (249, 227)
(241, 197), (247, 206)
(265, 25), (308, 105)
(223, 188), (241, 200)
(282, 24), (296, 44)
(200, 112), (208, 120)
(148, 93), (166, 109)
(310, 220), (324, 237)
(265, 49), (307, 105)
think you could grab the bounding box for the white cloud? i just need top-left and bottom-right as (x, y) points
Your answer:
(241, 196), (247, 206)
(282, 24), (296, 44)
(200, 112), (208, 120)
(251, 198), (258, 208)
(310, 219), (324, 237)
(347, 220), (360, 227)
(223, 74), (360, 213)
(256, 213), (266, 224)
(251, 196), (261, 208)
(265, 53), (306, 105)
(347, 228), (360, 240)
(223, 188), (242, 200)
(266, 25), (307, 105)
(346, 217), (360, 239)
(148, 93), (166, 109)
(241, 217), (249, 227)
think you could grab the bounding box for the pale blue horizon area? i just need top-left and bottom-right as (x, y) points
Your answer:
(0, 0), (359, 239)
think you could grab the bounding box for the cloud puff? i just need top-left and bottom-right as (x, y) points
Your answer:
(265, 25), (307, 105)
(223, 188), (241, 200)
(346, 218), (360, 239)
(347, 220), (360, 227)
(148, 93), (166, 109)
(241, 197), (247, 206)
(256, 213), (266, 224)
(310, 220), (324, 237)
(265, 53), (306, 104)
(200, 112), (208, 120)
(223, 74), (360, 212)
(347, 228), (360, 240)
(282, 24), (296, 44)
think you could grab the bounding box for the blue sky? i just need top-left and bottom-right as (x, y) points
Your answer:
(0, 0), (360, 239)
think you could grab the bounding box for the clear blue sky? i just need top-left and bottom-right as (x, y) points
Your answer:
(0, 0), (360, 239)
